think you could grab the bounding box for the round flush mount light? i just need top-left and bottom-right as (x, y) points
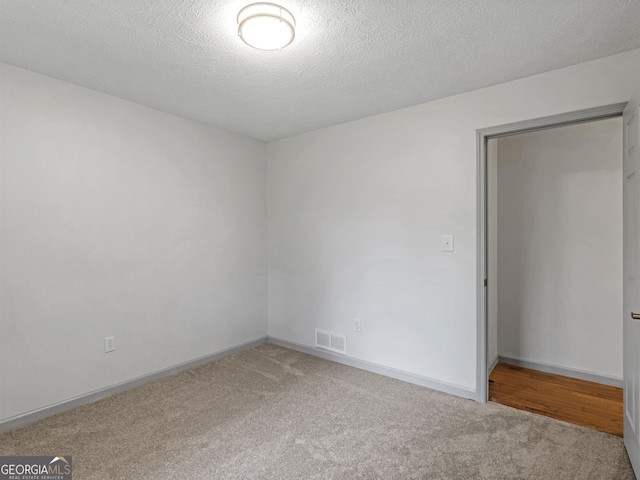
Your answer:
(237, 3), (296, 51)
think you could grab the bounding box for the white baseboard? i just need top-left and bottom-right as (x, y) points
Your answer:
(498, 355), (623, 388)
(268, 336), (476, 400)
(0, 336), (268, 433)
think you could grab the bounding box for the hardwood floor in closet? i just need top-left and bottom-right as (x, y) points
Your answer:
(489, 363), (623, 437)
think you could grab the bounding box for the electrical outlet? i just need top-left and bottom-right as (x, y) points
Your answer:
(105, 336), (115, 353)
(442, 234), (454, 252)
(354, 319), (361, 332)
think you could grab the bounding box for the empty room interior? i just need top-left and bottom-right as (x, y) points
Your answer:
(1, 1), (640, 479)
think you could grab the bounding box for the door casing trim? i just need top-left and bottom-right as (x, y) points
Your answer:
(475, 102), (627, 402)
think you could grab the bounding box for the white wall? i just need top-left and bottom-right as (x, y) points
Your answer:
(1, 49), (638, 421)
(267, 49), (640, 393)
(487, 139), (498, 370)
(496, 118), (623, 380)
(0, 64), (267, 422)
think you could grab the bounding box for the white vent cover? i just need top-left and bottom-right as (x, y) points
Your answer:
(315, 329), (347, 355)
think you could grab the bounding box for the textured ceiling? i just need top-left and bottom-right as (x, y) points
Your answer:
(1, 1), (639, 142)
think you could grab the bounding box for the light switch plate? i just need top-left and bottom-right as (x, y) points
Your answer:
(442, 234), (454, 252)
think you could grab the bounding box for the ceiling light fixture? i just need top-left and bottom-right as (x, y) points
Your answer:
(237, 3), (296, 51)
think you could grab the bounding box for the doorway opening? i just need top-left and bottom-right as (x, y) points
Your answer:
(476, 103), (627, 435)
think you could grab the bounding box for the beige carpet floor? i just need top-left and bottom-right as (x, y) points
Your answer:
(0, 344), (635, 479)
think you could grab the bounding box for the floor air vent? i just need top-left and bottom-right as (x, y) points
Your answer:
(315, 329), (347, 355)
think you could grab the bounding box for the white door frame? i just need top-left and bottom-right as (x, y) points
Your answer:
(475, 102), (627, 403)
